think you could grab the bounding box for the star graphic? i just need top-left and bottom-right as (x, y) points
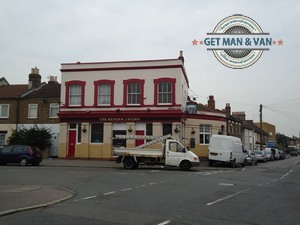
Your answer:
(272, 40), (277, 45)
(192, 39), (198, 45)
(278, 39), (283, 45)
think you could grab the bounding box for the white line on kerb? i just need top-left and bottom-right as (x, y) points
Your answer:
(218, 183), (234, 186)
(157, 220), (171, 225)
(121, 188), (132, 192)
(206, 188), (250, 206)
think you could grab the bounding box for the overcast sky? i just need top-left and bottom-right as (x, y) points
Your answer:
(1, 0), (299, 137)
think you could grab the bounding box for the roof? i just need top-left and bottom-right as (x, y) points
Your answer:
(22, 82), (61, 98)
(0, 84), (28, 98)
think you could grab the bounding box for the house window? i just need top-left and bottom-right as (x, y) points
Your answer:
(91, 123), (104, 143)
(158, 82), (172, 104)
(154, 78), (176, 106)
(69, 85), (82, 106)
(98, 84), (111, 105)
(0, 104), (9, 118)
(65, 81), (85, 107)
(28, 104), (38, 118)
(94, 80), (115, 107)
(123, 79), (144, 106)
(199, 125), (211, 144)
(49, 103), (59, 118)
(128, 83), (141, 105)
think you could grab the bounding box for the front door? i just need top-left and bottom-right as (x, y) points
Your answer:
(165, 141), (185, 167)
(135, 130), (145, 147)
(67, 130), (76, 159)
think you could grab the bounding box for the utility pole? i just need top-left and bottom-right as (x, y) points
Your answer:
(259, 104), (263, 150)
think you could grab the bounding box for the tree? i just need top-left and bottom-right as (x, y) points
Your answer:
(7, 125), (52, 150)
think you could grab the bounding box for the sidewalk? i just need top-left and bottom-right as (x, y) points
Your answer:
(0, 184), (75, 217)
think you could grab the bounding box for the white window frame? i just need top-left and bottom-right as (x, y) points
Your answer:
(0, 132), (6, 147)
(127, 83), (141, 105)
(199, 124), (211, 145)
(98, 84), (111, 106)
(49, 103), (59, 118)
(0, 104), (9, 118)
(158, 82), (172, 104)
(69, 85), (82, 106)
(28, 104), (38, 118)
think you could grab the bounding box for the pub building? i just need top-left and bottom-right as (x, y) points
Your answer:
(58, 52), (226, 160)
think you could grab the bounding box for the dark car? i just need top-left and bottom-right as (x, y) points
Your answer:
(279, 150), (286, 159)
(290, 148), (298, 156)
(244, 150), (258, 165)
(0, 145), (42, 166)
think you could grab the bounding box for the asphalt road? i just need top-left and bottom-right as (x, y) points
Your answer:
(0, 157), (299, 225)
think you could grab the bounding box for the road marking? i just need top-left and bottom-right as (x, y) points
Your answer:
(74, 195), (97, 201)
(149, 182), (157, 185)
(242, 166), (248, 171)
(157, 220), (171, 225)
(218, 183), (234, 186)
(121, 188), (132, 192)
(103, 191), (116, 195)
(136, 184), (146, 188)
(206, 188), (250, 206)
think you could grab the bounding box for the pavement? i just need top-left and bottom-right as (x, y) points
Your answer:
(0, 158), (212, 217)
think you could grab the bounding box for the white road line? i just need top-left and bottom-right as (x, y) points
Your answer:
(206, 188), (250, 206)
(103, 191), (116, 195)
(242, 166), (248, 171)
(218, 183), (234, 186)
(157, 220), (171, 225)
(160, 180), (166, 183)
(149, 182), (157, 185)
(74, 195), (97, 201)
(135, 184), (146, 188)
(121, 188), (132, 192)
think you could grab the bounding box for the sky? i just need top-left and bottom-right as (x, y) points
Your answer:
(1, 0), (299, 137)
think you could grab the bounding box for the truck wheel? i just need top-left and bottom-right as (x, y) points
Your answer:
(180, 161), (191, 171)
(123, 158), (136, 169)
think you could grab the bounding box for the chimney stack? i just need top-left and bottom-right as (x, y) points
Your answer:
(208, 95), (215, 111)
(28, 67), (41, 89)
(225, 103), (231, 117)
(178, 50), (184, 63)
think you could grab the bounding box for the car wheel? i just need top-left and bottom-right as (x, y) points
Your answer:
(20, 158), (28, 166)
(180, 161), (191, 171)
(123, 157), (136, 169)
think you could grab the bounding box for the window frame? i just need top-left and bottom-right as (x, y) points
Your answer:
(28, 103), (38, 119)
(0, 104), (9, 118)
(90, 123), (104, 144)
(65, 80), (86, 107)
(49, 103), (59, 118)
(154, 78), (176, 106)
(94, 80), (115, 107)
(123, 79), (145, 106)
(199, 124), (211, 145)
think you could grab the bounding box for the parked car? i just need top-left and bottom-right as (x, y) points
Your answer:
(290, 148), (298, 156)
(263, 149), (273, 161)
(0, 145), (43, 166)
(244, 150), (258, 166)
(253, 150), (267, 162)
(279, 150), (286, 159)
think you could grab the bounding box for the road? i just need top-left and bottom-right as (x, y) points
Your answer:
(0, 157), (299, 225)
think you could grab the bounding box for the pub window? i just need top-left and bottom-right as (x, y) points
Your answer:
(91, 123), (104, 143)
(162, 123), (172, 136)
(199, 124), (211, 144)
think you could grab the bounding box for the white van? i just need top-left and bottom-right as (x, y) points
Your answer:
(208, 135), (246, 167)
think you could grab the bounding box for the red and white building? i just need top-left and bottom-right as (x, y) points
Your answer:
(58, 52), (226, 159)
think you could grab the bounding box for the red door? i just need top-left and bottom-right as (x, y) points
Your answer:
(67, 130), (76, 159)
(135, 130), (145, 147)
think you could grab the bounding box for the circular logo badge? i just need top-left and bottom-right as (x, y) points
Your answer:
(212, 14), (264, 69)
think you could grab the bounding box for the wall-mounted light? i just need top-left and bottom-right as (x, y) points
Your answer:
(82, 125), (87, 133)
(128, 125), (132, 133)
(191, 128), (195, 135)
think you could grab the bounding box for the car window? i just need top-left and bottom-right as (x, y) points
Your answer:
(1, 146), (14, 153)
(13, 146), (26, 154)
